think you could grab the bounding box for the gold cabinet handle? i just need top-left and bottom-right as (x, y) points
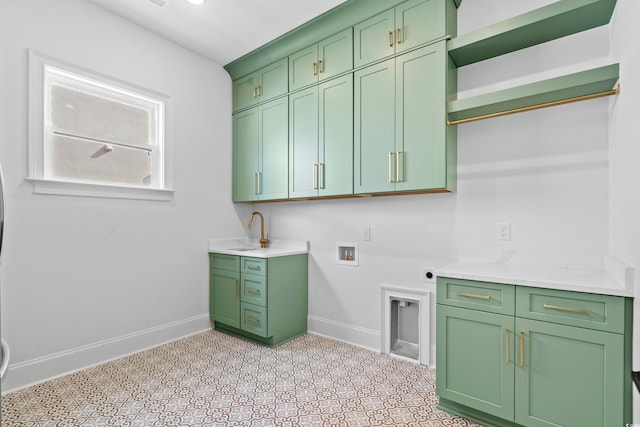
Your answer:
(519, 331), (524, 367)
(253, 87), (257, 98)
(257, 85), (261, 97)
(388, 152), (396, 182)
(396, 151), (403, 182)
(313, 163), (319, 189)
(313, 62), (318, 76)
(388, 31), (394, 47)
(543, 303), (590, 315)
(396, 28), (402, 44)
(505, 329), (510, 363)
(245, 316), (260, 324)
(319, 163), (325, 189)
(318, 59), (323, 73)
(246, 287), (260, 295)
(456, 291), (491, 301)
(253, 172), (258, 195)
(257, 172), (262, 195)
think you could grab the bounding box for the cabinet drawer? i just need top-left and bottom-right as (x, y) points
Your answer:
(241, 274), (267, 306)
(516, 287), (626, 333)
(437, 277), (515, 315)
(210, 253), (239, 272)
(241, 257), (267, 276)
(241, 303), (268, 337)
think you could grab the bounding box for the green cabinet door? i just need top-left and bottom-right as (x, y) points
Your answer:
(233, 108), (260, 202)
(289, 28), (353, 92)
(318, 74), (353, 197)
(233, 58), (288, 112)
(436, 305), (515, 421)
(395, 0), (446, 54)
(515, 318), (624, 427)
(233, 98), (288, 202)
(289, 87), (319, 198)
(317, 29), (353, 82)
(354, 0), (447, 68)
(289, 74), (353, 199)
(395, 42), (447, 191)
(354, 58), (395, 194)
(210, 268), (240, 328)
(259, 97), (289, 200)
(289, 44), (319, 92)
(353, 8), (395, 68)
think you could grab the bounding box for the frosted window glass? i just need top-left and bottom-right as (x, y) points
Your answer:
(51, 85), (151, 147)
(51, 135), (152, 186)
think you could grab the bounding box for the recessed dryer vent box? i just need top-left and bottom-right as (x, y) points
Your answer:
(336, 242), (358, 266)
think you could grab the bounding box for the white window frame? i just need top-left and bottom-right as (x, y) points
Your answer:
(28, 50), (174, 201)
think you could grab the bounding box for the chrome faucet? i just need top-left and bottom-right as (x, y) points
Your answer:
(248, 211), (270, 248)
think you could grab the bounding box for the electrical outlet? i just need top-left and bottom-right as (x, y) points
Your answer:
(363, 227), (371, 241)
(497, 222), (511, 240)
(422, 267), (436, 283)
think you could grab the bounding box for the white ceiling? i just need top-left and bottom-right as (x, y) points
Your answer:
(88, 0), (348, 66)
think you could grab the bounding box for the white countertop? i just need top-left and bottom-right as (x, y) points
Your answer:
(437, 262), (634, 297)
(208, 238), (309, 258)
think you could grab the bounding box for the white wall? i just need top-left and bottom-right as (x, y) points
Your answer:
(259, 1), (613, 356)
(0, 0), (248, 391)
(609, 0), (640, 421)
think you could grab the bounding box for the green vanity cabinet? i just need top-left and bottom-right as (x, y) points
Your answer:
(289, 74), (353, 198)
(436, 276), (632, 427)
(289, 28), (353, 92)
(233, 97), (289, 202)
(233, 58), (288, 112)
(353, 0), (451, 68)
(355, 41), (453, 194)
(209, 252), (309, 347)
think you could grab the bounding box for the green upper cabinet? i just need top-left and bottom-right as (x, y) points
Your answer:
(354, 0), (449, 68)
(289, 28), (353, 92)
(355, 41), (454, 194)
(233, 97), (289, 202)
(289, 74), (353, 198)
(233, 58), (288, 112)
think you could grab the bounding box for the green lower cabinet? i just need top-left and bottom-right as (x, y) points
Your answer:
(436, 305), (515, 420)
(209, 253), (308, 346)
(515, 318), (624, 427)
(210, 267), (240, 328)
(436, 277), (632, 427)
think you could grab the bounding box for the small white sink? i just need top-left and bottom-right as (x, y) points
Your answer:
(208, 238), (309, 258)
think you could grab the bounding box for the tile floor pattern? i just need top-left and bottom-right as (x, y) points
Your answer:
(1, 330), (482, 427)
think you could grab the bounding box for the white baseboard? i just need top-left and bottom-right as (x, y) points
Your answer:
(2, 314), (210, 394)
(308, 315), (437, 369)
(308, 315), (380, 352)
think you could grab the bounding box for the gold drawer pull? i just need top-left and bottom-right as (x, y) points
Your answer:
(505, 329), (510, 363)
(456, 291), (491, 301)
(245, 316), (260, 324)
(246, 288), (260, 295)
(543, 303), (589, 315)
(519, 331), (524, 367)
(388, 31), (394, 47)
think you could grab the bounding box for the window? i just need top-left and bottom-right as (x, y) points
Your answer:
(28, 51), (173, 201)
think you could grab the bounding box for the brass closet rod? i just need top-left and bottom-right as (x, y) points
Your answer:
(446, 85), (620, 126)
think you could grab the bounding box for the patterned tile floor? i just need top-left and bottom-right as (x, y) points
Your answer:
(1, 330), (482, 426)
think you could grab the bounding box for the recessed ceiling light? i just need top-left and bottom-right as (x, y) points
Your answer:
(187, 0), (206, 5)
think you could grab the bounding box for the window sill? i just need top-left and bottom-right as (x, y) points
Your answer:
(27, 178), (175, 202)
